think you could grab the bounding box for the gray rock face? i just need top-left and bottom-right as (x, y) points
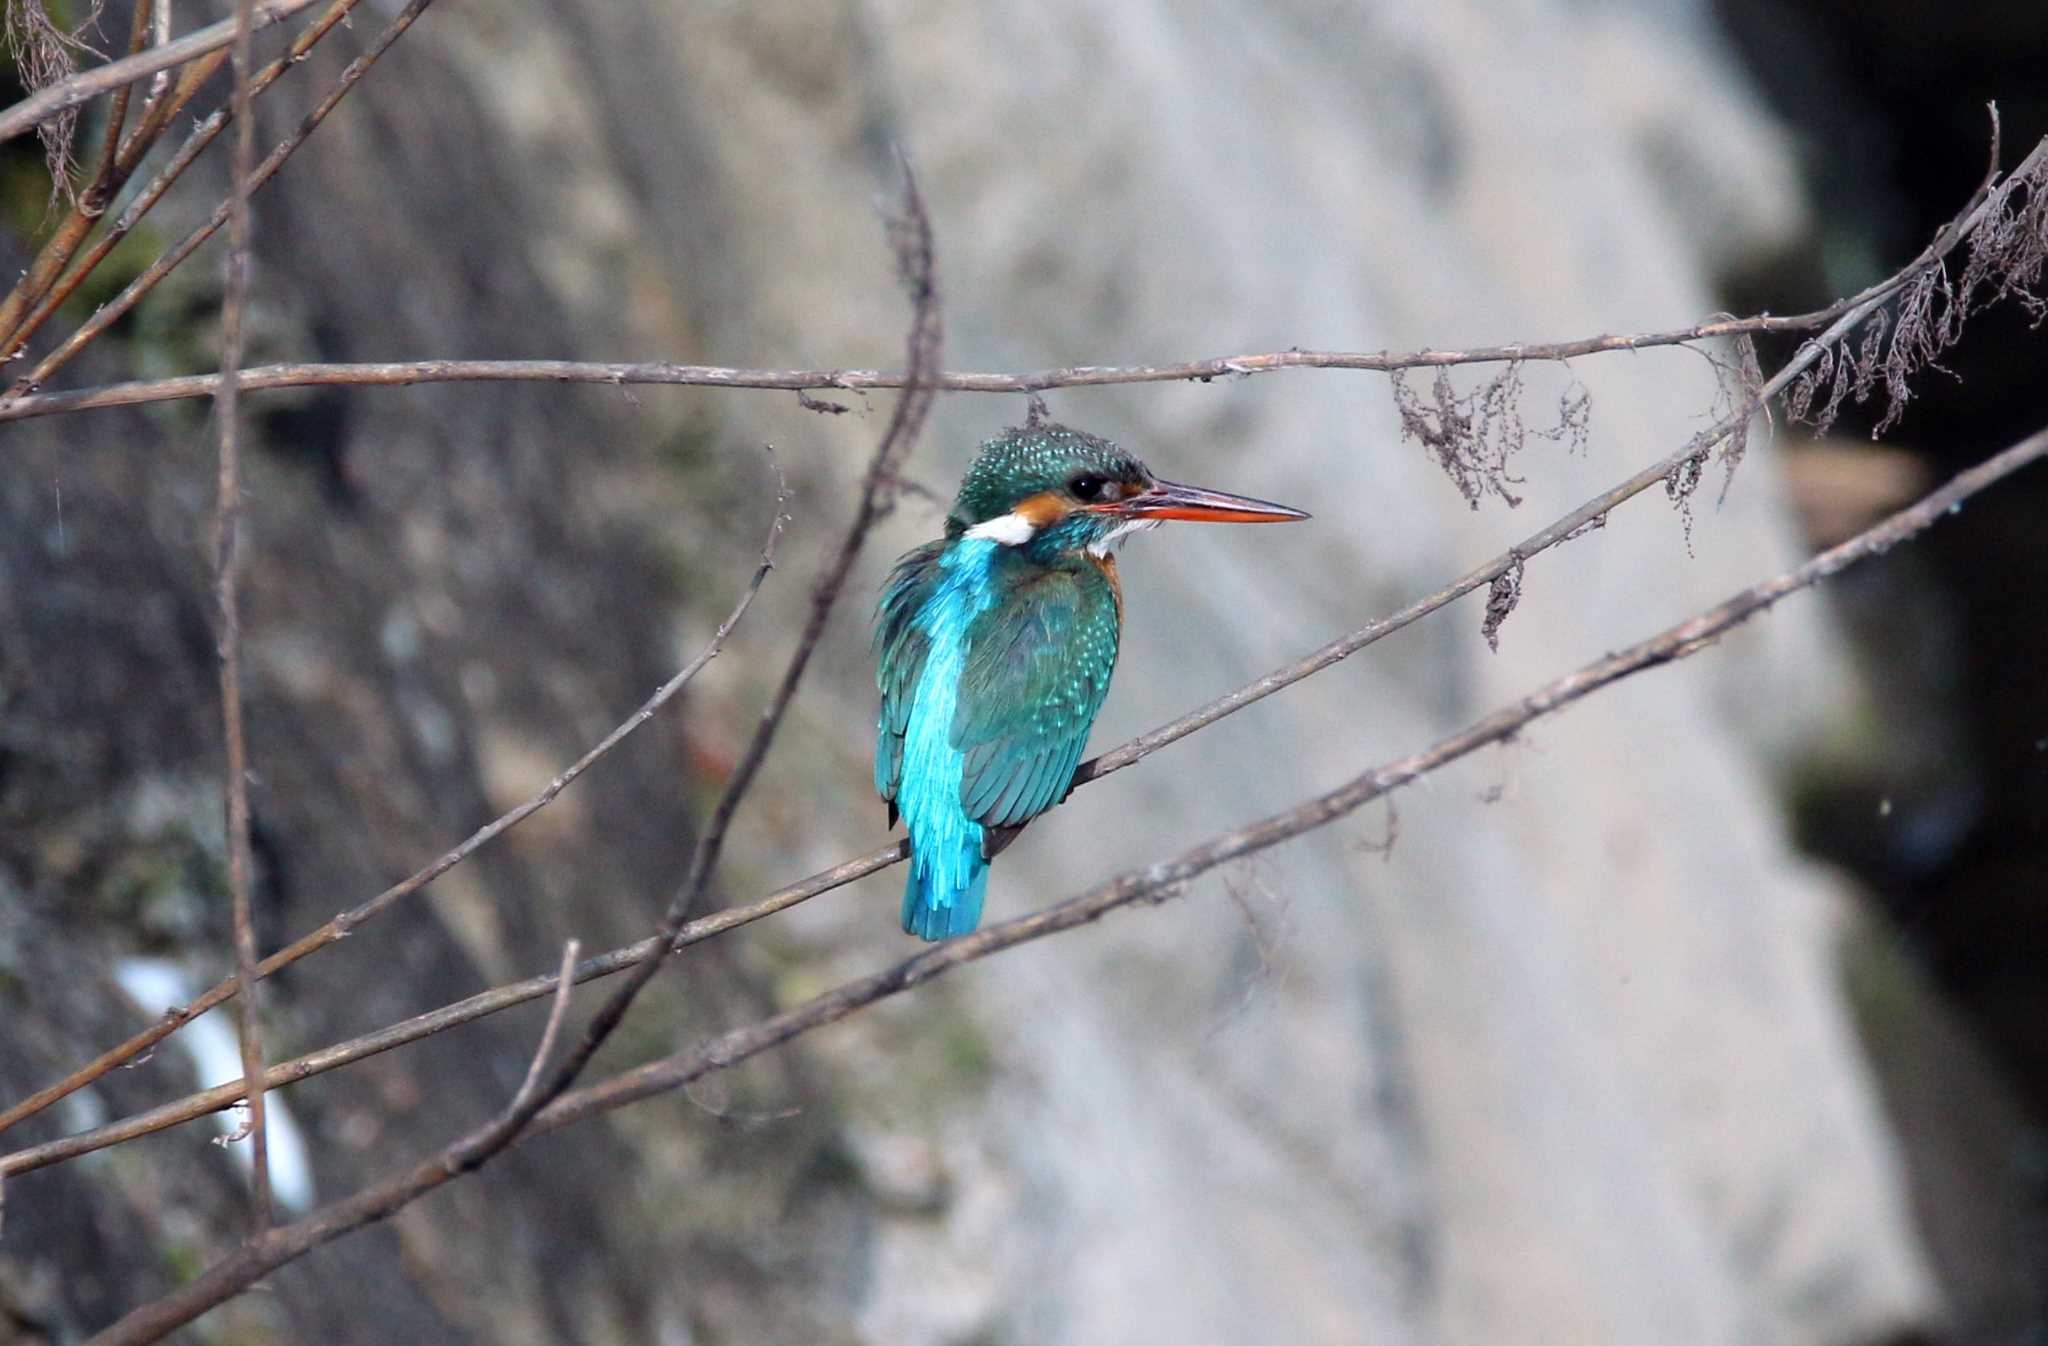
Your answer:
(0, 1), (1936, 1342)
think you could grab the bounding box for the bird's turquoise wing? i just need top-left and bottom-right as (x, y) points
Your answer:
(874, 541), (945, 819)
(953, 565), (1119, 837)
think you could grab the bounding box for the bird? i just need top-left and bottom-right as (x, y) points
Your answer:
(874, 421), (1309, 941)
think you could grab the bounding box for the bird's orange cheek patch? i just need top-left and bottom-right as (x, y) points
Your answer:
(1013, 491), (1075, 530)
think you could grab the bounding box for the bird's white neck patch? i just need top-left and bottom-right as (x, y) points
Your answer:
(1087, 517), (1159, 557)
(965, 511), (1039, 546)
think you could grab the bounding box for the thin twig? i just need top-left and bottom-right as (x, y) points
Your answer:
(143, 0), (170, 108)
(215, 0), (270, 1230)
(3, 0), (435, 399)
(0, 0), (326, 143)
(0, 317), (1966, 419)
(0, 448), (789, 1140)
(0, 0), (151, 347)
(79, 0), (153, 215)
(507, 941), (580, 1117)
(83, 419), (2048, 1346)
(10, 117), (2029, 418)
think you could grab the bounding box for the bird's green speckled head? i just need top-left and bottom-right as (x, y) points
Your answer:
(945, 422), (1308, 563)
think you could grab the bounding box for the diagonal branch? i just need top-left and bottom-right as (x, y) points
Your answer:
(507, 941), (581, 1117)
(476, 154), (940, 1132)
(83, 417), (2048, 1346)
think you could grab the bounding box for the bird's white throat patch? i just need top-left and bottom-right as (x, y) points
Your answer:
(964, 511), (1039, 546)
(1087, 517), (1159, 557)
(964, 510), (1159, 555)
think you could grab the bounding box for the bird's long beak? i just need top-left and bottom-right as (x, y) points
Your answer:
(1090, 478), (1311, 524)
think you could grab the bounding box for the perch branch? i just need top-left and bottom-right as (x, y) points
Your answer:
(84, 418), (2048, 1346)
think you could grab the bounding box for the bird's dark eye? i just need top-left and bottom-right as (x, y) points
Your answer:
(1068, 474), (1109, 502)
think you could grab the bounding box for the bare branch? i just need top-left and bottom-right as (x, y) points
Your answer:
(88, 419), (2048, 1346)
(9, 122), (2032, 424)
(507, 941), (580, 1117)
(0, 448), (789, 1139)
(79, 0), (148, 210)
(213, 0), (270, 1230)
(0, 0), (326, 144)
(0, 0), (146, 347)
(0, 325), (1951, 421)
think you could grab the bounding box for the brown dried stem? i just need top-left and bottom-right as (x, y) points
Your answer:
(81, 0), (154, 202)
(0, 0), (149, 348)
(1, 0), (363, 366)
(213, 0), (269, 1230)
(84, 417), (2048, 1346)
(3, 0), (433, 399)
(507, 941), (580, 1117)
(0, 0), (326, 143)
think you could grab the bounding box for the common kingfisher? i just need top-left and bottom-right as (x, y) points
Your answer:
(874, 422), (1309, 941)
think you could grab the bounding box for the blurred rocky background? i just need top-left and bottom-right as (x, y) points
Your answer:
(0, 1), (2042, 1342)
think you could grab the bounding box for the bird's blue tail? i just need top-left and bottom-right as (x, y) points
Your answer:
(902, 836), (988, 941)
